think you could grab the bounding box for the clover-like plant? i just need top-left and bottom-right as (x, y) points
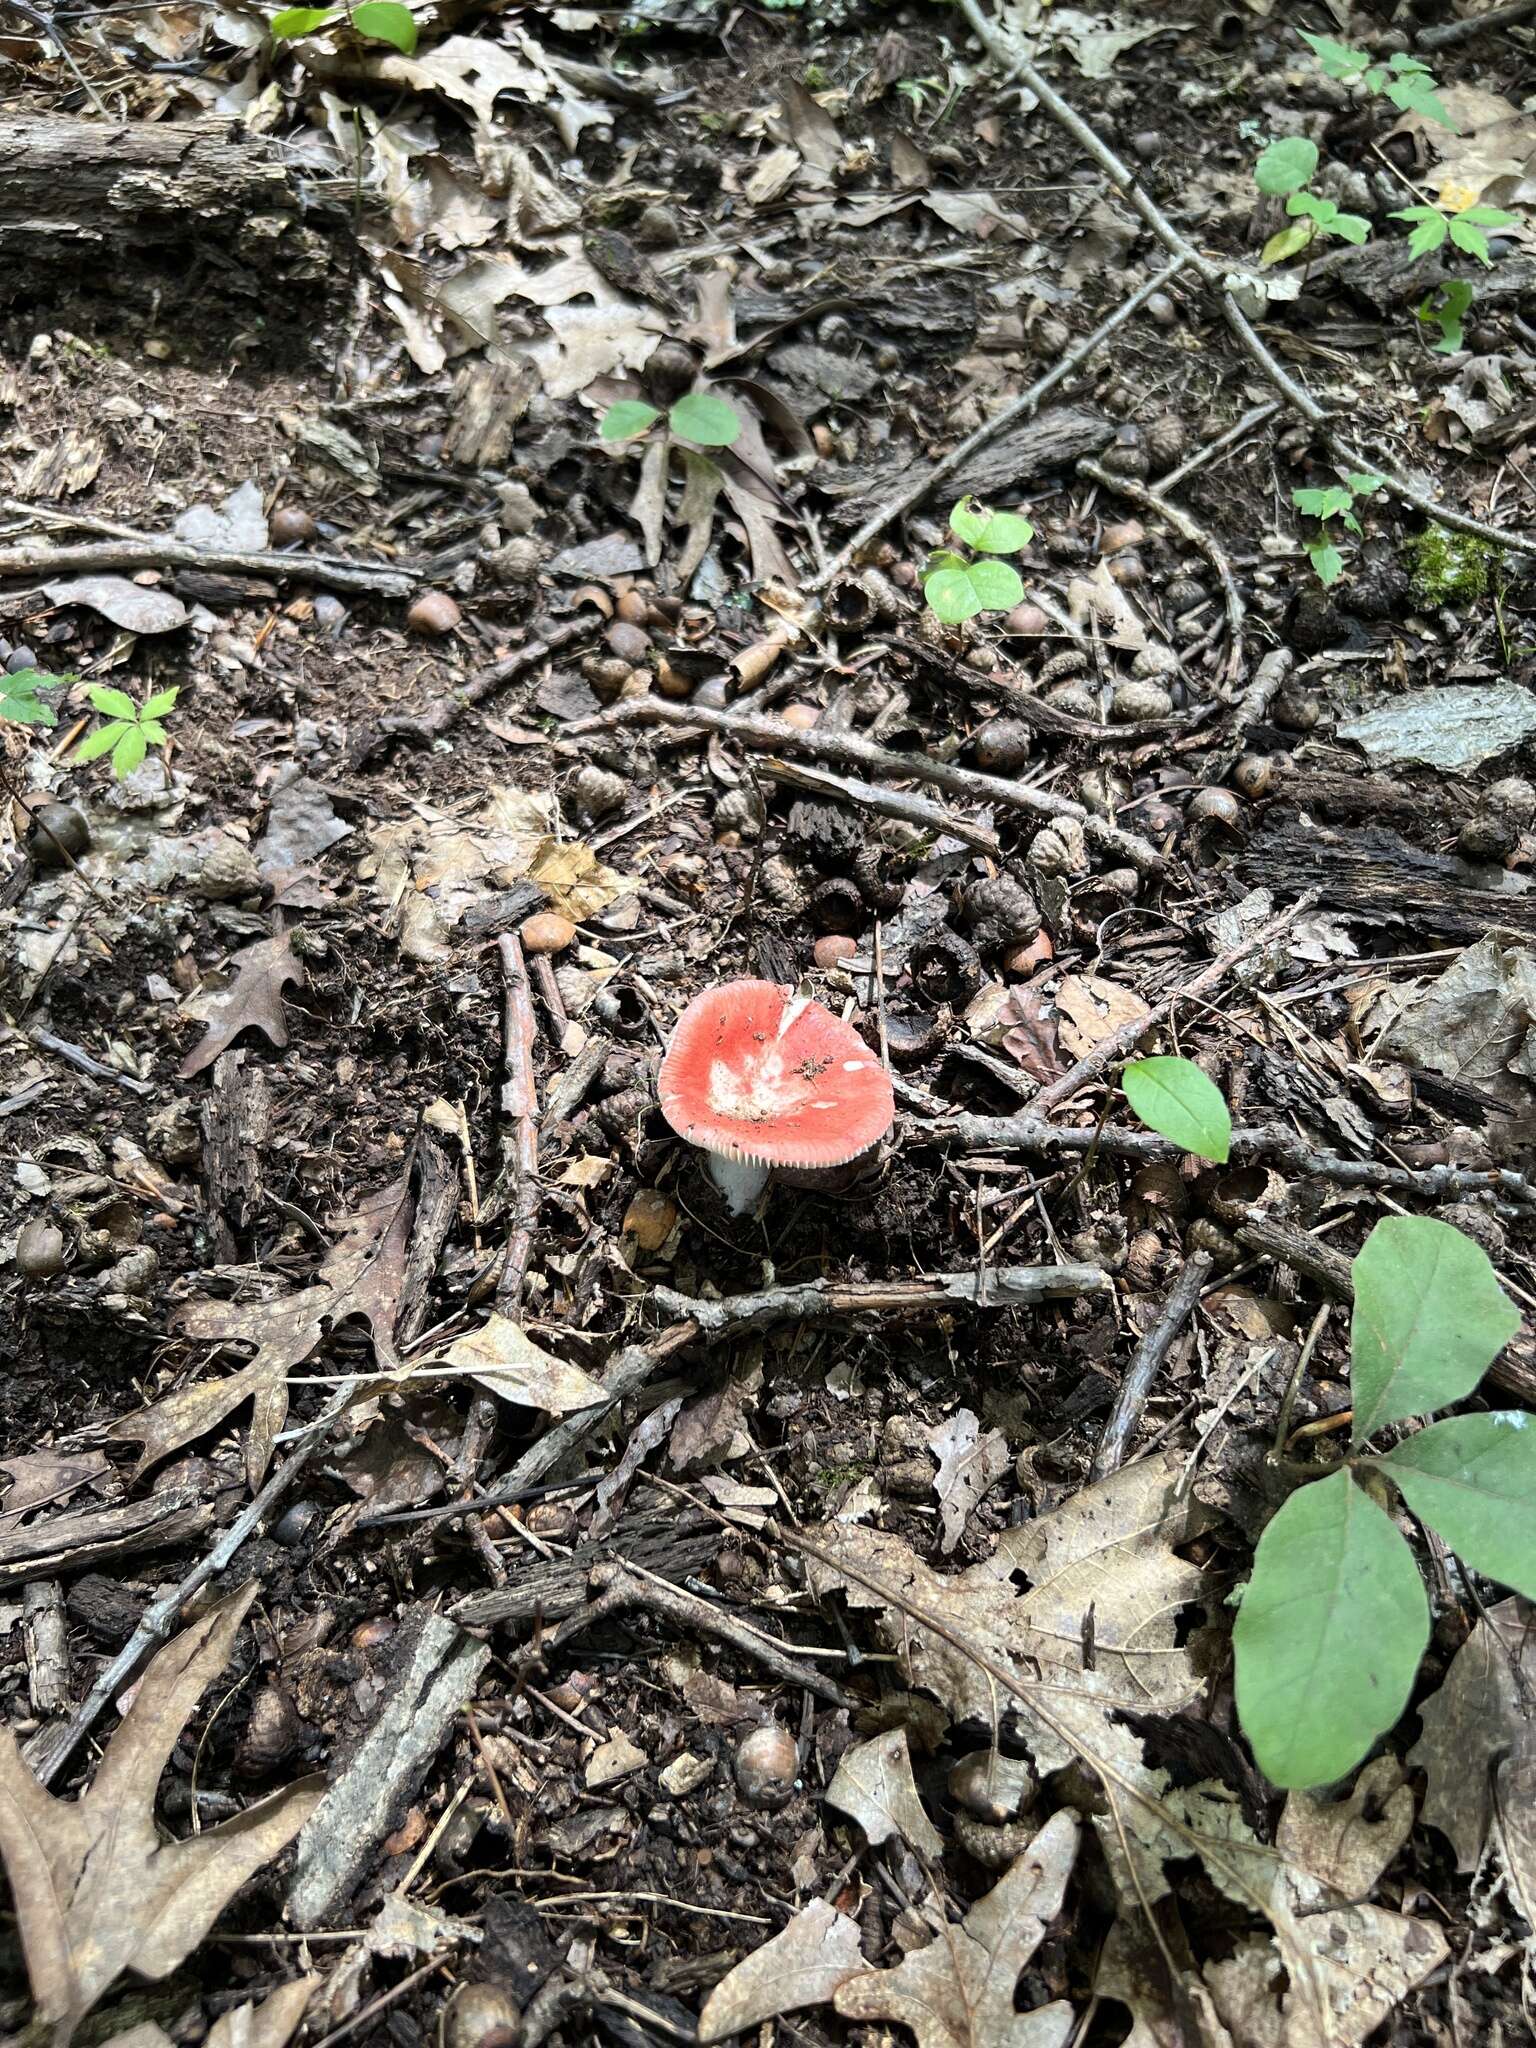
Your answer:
(271, 0), (417, 51)
(74, 684), (179, 780)
(1233, 1214), (1529, 1788)
(1299, 32), (1456, 130)
(1390, 201), (1518, 269)
(1253, 138), (1369, 267)
(923, 497), (1033, 625)
(599, 392), (742, 449)
(1292, 472), (1383, 587)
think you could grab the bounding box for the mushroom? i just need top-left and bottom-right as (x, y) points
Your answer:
(657, 979), (895, 1216)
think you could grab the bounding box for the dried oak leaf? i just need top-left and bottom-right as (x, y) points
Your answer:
(0, 1585), (324, 2043)
(928, 1408), (1009, 1555)
(109, 1179), (412, 1490)
(825, 1727), (943, 1856)
(698, 1897), (866, 2043)
(104, 1976), (317, 2048)
(181, 933), (305, 1080)
(833, 1810), (1079, 2048)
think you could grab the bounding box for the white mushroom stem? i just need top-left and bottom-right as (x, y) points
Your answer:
(706, 1152), (771, 1217)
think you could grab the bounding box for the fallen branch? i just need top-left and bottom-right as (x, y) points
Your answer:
(565, 696), (1163, 871)
(1091, 1251), (1214, 1480)
(495, 933), (540, 1314)
(868, 632), (1208, 743)
(1076, 455), (1246, 681)
(807, 252), (1192, 590)
(758, 757), (1002, 855)
(652, 1263), (1110, 1340)
(954, 0), (1535, 562)
(497, 1321), (701, 1495)
(0, 536), (417, 597)
(1417, 0), (1536, 46)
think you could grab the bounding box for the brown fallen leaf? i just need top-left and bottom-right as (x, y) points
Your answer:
(109, 1178), (413, 1489)
(833, 1810), (1079, 2048)
(825, 1727), (943, 1856)
(180, 932), (305, 1080)
(928, 1408), (1010, 1555)
(430, 1312), (607, 1414)
(1408, 1594), (1536, 1872)
(698, 1897), (866, 2043)
(0, 1449), (112, 1531)
(104, 1975), (317, 2048)
(0, 1586), (324, 2043)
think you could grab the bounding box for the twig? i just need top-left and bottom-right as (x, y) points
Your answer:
(553, 1560), (854, 1710)
(497, 1320), (700, 1496)
(0, 535), (418, 596)
(953, 0), (1536, 562)
(1417, 0), (1536, 46)
(806, 252), (1192, 590)
(362, 615), (603, 760)
(0, 0), (111, 117)
(1152, 401), (1281, 496)
(1091, 1251), (1214, 1480)
(22, 1580), (71, 1717)
(495, 933), (540, 1314)
(565, 696), (1162, 872)
(25, 1382), (357, 1786)
(759, 757), (1001, 854)
(1076, 456), (1246, 680)
(542, 1035), (609, 1131)
(28, 1025), (155, 1097)
(1029, 891), (1316, 1116)
(651, 1264), (1109, 1341)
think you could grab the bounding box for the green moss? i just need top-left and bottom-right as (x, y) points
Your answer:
(1408, 523), (1500, 606)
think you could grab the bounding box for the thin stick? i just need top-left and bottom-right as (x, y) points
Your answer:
(0, 534), (417, 596)
(0, 0), (112, 118)
(1076, 456), (1246, 679)
(565, 696), (1162, 872)
(807, 252), (1192, 590)
(1152, 401), (1281, 495)
(1417, 0), (1536, 46)
(651, 1264), (1109, 1341)
(1091, 1251), (1214, 1480)
(1029, 891), (1316, 1116)
(497, 1320), (700, 1496)
(759, 757), (1001, 854)
(953, 0), (1535, 562)
(495, 933), (540, 1313)
(25, 1381), (357, 1785)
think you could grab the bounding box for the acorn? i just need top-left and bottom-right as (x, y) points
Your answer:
(1273, 686), (1321, 732)
(521, 912), (575, 955)
(813, 934), (859, 969)
(1045, 682), (1099, 721)
(735, 1724), (799, 1805)
(407, 590), (461, 636)
(16, 1217), (66, 1278)
(445, 1980), (522, 2048)
(948, 1749), (1035, 1823)
(1231, 755), (1274, 800)
(1186, 787), (1243, 831)
(26, 801), (90, 868)
(571, 765), (627, 817)
(972, 717), (1032, 774)
(1028, 817), (1089, 877)
(1111, 678), (1174, 723)
(1004, 603), (1050, 636)
(1099, 425), (1149, 480)
(1099, 519), (1145, 555)
(1145, 414), (1188, 468)
(269, 504), (317, 547)
(606, 621), (651, 665)
(808, 877), (864, 934)
(616, 588), (650, 624)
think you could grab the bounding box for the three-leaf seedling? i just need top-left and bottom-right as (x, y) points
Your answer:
(923, 498), (1034, 625)
(1234, 1214), (1528, 1788)
(1298, 31), (1455, 129)
(600, 393), (742, 449)
(1292, 473), (1383, 588)
(271, 0), (416, 50)
(75, 684), (178, 780)
(1390, 201), (1518, 268)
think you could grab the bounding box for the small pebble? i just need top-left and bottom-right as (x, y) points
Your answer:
(607, 620), (651, 665)
(6, 646), (38, 674)
(1146, 292), (1177, 327)
(520, 912), (576, 955)
(312, 594), (348, 635)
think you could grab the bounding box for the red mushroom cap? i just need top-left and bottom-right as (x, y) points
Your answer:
(658, 980), (895, 1171)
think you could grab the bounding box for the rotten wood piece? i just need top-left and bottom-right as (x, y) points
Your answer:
(651, 1264), (1110, 1342)
(454, 1509), (719, 1628)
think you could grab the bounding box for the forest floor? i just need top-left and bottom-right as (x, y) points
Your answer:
(4, 0), (1536, 2044)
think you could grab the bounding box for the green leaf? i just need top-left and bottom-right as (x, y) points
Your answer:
(1333, 211), (1371, 245)
(1346, 473), (1384, 497)
(948, 496), (1034, 554)
(1350, 1215), (1520, 1445)
(1374, 1414), (1536, 1599)
(668, 392), (741, 447)
(0, 670), (61, 727)
(1233, 1468), (1429, 1789)
(137, 721), (168, 746)
(1297, 29), (1370, 81)
(351, 0), (416, 49)
(85, 685), (137, 720)
(599, 400), (662, 443)
(923, 565), (983, 624)
(1122, 1055), (1231, 1164)
(1307, 541), (1345, 586)
(965, 557), (1025, 611)
(75, 720), (128, 764)
(1385, 73), (1457, 130)
(112, 725), (148, 779)
(1459, 206), (1519, 228)
(1293, 485), (1353, 523)
(1417, 280), (1473, 354)
(1447, 216), (1498, 265)
(141, 686), (180, 719)
(1392, 206), (1449, 260)
(270, 4), (333, 36)
(1286, 191), (1335, 224)
(1254, 136), (1319, 197)
(1261, 221), (1315, 267)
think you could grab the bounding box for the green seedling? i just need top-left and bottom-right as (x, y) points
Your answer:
(1390, 202), (1517, 268)
(1253, 139), (1369, 266)
(0, 667), (64, 729)
(271, 1), (417, 52)
(599, 392), (742, 449)
(923, 497), (1033, 625)
(1234, 1214), (1529, 1788)
(1416, 279), (1474, 354)
(74, 684), (179, 781)
(1123, 1055), (1231, 1164)
(1292, 473), (1383, 587)
(1299, 32), (1456, 130)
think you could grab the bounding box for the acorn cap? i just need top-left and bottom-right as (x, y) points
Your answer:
(657, 979), (894, 1172)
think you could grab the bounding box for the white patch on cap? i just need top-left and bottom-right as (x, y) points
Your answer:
(707, 1051), (797, 1123)
(811, 1099), (836, 1110)
(841, 1059), (866, 1072)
